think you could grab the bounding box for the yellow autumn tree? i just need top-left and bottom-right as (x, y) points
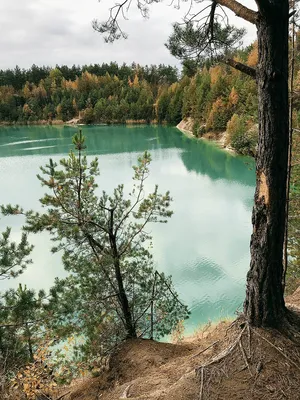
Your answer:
(72, 98), (78, 115)
(10, 340), (57, 400)
(247, 41), (258, 67)
(77, 71), (99, 92)
(169, 82), (179, 93)
(23, 103), (32, 116)
(226, 113), (241, 146)
(228, 87), (239, 106)
(23, 82), (32, 99)
(32, 82), (47, 100)
(133, 73), (140, 87)
(49, 68), (63, 87)
(56, 104), (62, 120)
(206, 98), (230, 131)
(0, 86), (15, 102)
(209, 65), (223, 85)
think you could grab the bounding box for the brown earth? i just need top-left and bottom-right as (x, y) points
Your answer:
(55, 306), (300, 400)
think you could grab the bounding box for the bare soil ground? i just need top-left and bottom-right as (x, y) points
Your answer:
(57, 307), (300, 400)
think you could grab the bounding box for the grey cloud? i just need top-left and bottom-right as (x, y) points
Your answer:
(0, 0), (257, 70)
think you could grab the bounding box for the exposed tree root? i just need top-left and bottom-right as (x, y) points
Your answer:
(196, 314), (300, 400)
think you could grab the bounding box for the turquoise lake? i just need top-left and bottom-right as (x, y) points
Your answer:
(0, 125), (255, 334)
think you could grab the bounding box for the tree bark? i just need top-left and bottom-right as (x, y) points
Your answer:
(109, 209), (136, 338)
(113, 253), (137, 338)
(244, 0), (289, 327)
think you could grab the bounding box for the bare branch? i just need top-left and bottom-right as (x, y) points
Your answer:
(224, 57), (257, 78)
(216, 0), (258, 24)
(94, 0), (257, 44)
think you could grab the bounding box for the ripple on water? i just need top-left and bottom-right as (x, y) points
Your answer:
(22, 145), (58, 151)
(0, 138), (60, 147)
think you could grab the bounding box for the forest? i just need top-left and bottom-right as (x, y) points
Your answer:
(2, 39), (300, 158)
(0, 45), (259, 153)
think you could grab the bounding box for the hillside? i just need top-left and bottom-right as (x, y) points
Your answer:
(55, 293), (300, 400)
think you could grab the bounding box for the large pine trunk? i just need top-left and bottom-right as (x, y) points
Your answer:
(244, 1), (289, 327)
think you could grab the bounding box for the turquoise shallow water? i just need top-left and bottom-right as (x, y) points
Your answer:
(0, 124), (255, 334)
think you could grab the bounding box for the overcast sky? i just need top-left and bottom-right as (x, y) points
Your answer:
(0, 0), (257, 70)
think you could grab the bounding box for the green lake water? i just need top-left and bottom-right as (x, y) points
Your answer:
(0, 125), (255, 334)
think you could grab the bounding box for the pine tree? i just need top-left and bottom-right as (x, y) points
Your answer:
(22, 132), (189, 341)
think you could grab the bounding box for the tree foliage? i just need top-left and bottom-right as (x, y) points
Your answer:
(0, 63), (178, 124)
(166, 22), (245, 64)
(15, 132), (189, 354)
(0, 228), (32, 281)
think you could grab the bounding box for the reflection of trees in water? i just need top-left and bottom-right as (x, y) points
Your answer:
(0, 124), (255, 190)
(179, 138), (255, 187)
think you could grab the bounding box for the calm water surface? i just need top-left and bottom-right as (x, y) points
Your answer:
(0, 125), (255, 334)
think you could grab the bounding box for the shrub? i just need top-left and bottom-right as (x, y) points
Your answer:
(226, 114), (258, 155)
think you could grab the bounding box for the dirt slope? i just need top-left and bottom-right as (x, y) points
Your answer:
(57, 292), (300, 400)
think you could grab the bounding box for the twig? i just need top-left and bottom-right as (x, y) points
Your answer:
(200, 327), (246, 369)
(56, 391), (71, 400)
(120, 384), (132, 399)
(239, 340), (253, 376)
(201, 321), (212, 339)
(225, 319), (237, 337)
(199, 367), (204, 400)
(190, 340), (219, 359)
(251, 360), (263, 393)
(195, 326), (247, 400)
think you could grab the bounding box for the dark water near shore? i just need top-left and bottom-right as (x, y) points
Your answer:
(0, 125), (255, 333)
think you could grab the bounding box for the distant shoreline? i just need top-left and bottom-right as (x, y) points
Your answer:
(0, 118), (160, 127)
(176, 118), (237, 155)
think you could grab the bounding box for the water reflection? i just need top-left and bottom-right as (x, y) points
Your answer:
(0, 125), (255, 333)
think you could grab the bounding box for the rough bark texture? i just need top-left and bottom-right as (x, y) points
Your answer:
(113, 254), (137, 338)
(244, 0), (289, 327)
(109, 210), (136, 338)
